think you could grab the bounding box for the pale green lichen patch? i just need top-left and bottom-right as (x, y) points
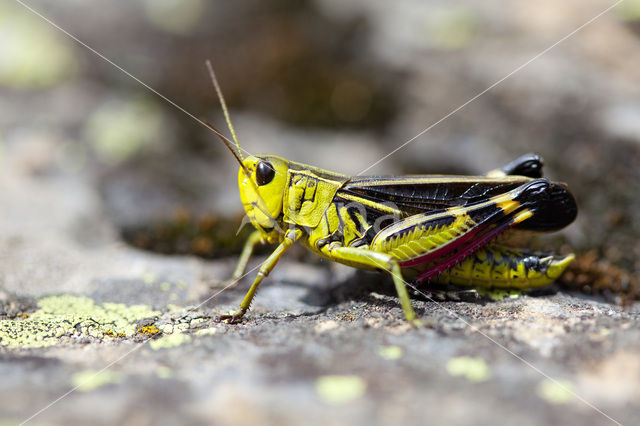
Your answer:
(166, 304), (184, 313)
(195, 328), (219, 336)
(377, 345), (404, 361)
(315, 375), (367, 405)
(85, 95), (163, 164)
(189, 318), (205, 327)
(72, 369), (124, 392)
(427, 6), (478, 50)
(149, 332), (191, 350)
(142, 273), (156, 285)
(156, 366), (173, 379)
(446, 356), (491, 383)
(0, 295), (160, 348)
(536, 379), (575, 404)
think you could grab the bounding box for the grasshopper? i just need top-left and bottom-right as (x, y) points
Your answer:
(204, 63), (577, 326)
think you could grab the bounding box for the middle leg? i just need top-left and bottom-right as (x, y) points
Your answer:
(323, 244), (421, 326)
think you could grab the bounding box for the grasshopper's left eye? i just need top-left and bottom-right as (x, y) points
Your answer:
(256, 161), (276, 186)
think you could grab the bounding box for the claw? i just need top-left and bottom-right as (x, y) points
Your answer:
(409, 318), (424, 328)
(217, 309), (247, 324)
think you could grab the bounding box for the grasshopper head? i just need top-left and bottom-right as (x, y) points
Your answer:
(203, 62), (290, 238)
(238, 155), (289, 234)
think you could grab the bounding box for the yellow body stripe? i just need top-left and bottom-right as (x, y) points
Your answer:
(336, 192), (402, 215)
(372, 214), (476, 261)
(494, 199), (520, 214)
(346, 175), (532, 188)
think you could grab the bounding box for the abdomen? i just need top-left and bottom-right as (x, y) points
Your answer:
(411, 244), (575, 289)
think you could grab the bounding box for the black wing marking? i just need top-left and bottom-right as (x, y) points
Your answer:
(339, 176), (529, 216)
(337, 175), (576, 231)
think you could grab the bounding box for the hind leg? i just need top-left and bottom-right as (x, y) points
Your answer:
(485, 153), (544, 178)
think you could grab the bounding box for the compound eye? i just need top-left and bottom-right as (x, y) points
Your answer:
(255, 161), (275, 186)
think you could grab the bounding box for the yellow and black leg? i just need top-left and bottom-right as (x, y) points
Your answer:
(219, 229), (301, 323)
(323, 245), (422, 327)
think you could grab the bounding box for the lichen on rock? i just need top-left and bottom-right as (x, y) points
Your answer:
(0, 295), (160, 348)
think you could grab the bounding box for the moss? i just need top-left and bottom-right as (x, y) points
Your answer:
(0, 295), (160, 348)
(120, 212), (256, 259)
(560, 250), (640, 305)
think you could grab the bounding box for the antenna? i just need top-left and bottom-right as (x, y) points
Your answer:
(201, 118), (248, 174)
(206, 60), (243, 160)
